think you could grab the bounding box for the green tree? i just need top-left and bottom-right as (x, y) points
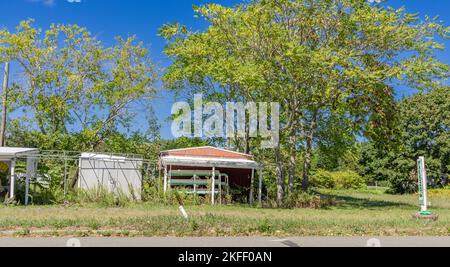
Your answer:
(361, 88), (450, 194)
(0, 20), (157, 151)
(161, 0), (449, 204)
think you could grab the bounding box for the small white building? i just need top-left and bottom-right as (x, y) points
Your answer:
(0, 147), (39, 205)
(78, 153), (143, 200)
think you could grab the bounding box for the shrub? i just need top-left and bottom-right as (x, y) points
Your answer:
(310, 170), (336, 189)
(333, 171), (366, 190)
(311, 170), (366, 190)
(386, 168), (418, 194)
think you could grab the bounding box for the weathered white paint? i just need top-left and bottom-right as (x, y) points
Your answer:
(163, 166), (168, 194)
(9, 159), (15, 199)
(161, 155), (262, 170)
(258, 170), (263, 206)
(78, 153), (143, 200)
(179, 206), (189, 219)
(0, 147), (39, 161)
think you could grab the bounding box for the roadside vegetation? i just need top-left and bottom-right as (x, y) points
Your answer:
(0, 188), (448, 237)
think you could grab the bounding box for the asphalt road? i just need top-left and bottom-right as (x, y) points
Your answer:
(0, 237), (448, 247)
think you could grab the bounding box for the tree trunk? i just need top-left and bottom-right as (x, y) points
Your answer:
(275, 143), (285, 206)
(245, 118), (251, 155)
(0, 62), (10, 147)
(302, 139), (313, 192)
(288, 135), (297, 195)
(69, 167), (80, 189)
(302, 114), (318, 192)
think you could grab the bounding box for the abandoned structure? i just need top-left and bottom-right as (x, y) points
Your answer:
(0, 146), (262, 206)
(78, 153), (144, 200)
(0, 147), (39, 205)
(159, 146), (263, 205)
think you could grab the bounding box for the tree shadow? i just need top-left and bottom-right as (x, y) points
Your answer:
(318, 192), (416, 210)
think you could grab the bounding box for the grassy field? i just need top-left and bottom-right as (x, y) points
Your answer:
(0, 189), (449, 237)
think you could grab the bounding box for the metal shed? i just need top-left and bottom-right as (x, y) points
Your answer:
(78, 153), (144, 200)
(159, 147), (263, 205)
(0, 147), (39, 205)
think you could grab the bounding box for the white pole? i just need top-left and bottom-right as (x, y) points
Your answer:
(249, 168), (255, 205)
(418, 156), (429, 212)
(219, 173), (222, 205)
(163, 166), (168, 194)
(9, 159), (16, 199)
(179, 205), (189, 219)
(258, 170), (263, 206)
(211, 167), (216, 205)
(169, 165), (172, 191)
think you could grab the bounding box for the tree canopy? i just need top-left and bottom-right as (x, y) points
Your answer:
(161, 0), (449, 204)
(0, 20), (157, 151)
(360, 87), (450, 194)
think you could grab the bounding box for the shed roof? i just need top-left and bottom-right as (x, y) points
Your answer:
(80, 153), (144, 163)
(0, 147), (39, 160)
(160, 155), (262, 170)
(160, 146), (253, 160)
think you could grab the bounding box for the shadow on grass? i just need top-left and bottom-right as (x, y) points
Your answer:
(318, 192), (416, 210)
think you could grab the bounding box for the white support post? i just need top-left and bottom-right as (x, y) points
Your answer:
(25, 157), (34, 206)
(249, 168), (255, 205)
(219, 174), (222, 205)
(169, 165), (172, 191)
(9, 159), (16, 200)
(417, 156), (429, 213)
(211, 167), (216, 205)
(258, 169), (263, 206)
(163, 166), (168, 194)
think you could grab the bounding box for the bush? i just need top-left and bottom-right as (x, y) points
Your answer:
(310, 170), (336, 189)
(386, 168), (418, 194)
(311, 170), (366, 190)
(333, 171), (366, 190)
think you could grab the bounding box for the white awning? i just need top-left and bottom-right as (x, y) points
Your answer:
(160, 155), (262, 170)
(0, 147), (39, 161)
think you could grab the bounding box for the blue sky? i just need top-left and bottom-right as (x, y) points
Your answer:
(0, 0), (449, 139)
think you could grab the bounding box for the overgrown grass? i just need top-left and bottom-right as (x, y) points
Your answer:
(428, 186), (450, 198)
(0, 189), (448, 237)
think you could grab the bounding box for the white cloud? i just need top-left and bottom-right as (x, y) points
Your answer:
(28, 0), (82, 7)
(29, 0), (55, 7)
